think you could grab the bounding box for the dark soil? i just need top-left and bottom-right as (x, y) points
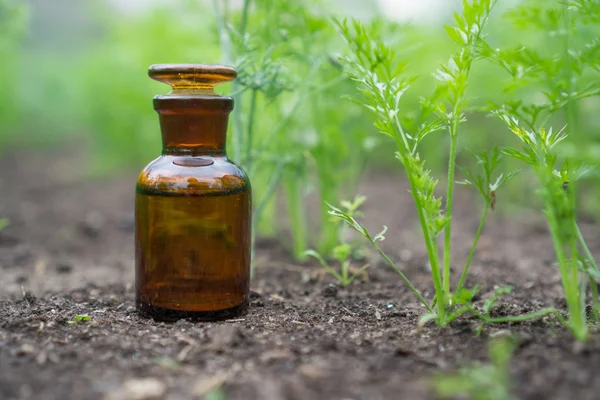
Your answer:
(1, 148), (600, 400)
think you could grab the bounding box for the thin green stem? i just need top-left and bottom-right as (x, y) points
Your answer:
(307, 251), (343, 283)
(577, 224), (599, 271)
(342, 260), (349, 286)
(440, 0), (497, 300)
(456, 202), (490, 293)
(443, 119), (459, 300)
(473, 306), (565, 325)
(245, 89), (258, 169)
(252, 158), (286, 232)
(240, 0), (251, 35)
(567, 184), (586, 337)
(544, 190), (587, 340)
(563, 2), (578, 138)
(407, 166), (446, 321)
(285, 177), (308, 261)
(372, 241), (434, 313)
(393, 122), (445, 322)
(213, 0), (243, 163)
(589, 271), (599, 321)
(318, 177), (340, 256)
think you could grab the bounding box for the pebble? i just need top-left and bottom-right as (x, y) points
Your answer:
(299, 363), (326, 379)
(55, 263), (72, 274)
(322, 283), (338, 298)
(80, 211), (104, 238)
(16, 344), (34, 356)
(395, 341), (413, 357)
(105, 378), (166, 400)
(259, 349), (290, 363)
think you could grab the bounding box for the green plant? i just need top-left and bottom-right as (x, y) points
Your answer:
(433, 338), (516, 400)
(481, 0), (600, 209)
(494, 115), (597, 341)
(331, 1), (563, 328)
(214, 0), (375, 260)
(0, 218), (8, 231)
(329, 0), (572, 330)
(487, 0), (600, 341)
(67, 314), (91, 325)
(306, 196), (369, 287)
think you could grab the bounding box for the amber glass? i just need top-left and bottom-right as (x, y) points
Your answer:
(135, 64), (251, 320)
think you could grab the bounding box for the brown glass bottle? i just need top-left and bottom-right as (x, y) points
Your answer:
(135, 64), (251, 320)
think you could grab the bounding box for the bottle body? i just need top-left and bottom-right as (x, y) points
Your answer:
(135, 154), (251, 319)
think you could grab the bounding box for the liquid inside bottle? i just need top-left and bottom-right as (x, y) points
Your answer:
(135, 64), (251, 320)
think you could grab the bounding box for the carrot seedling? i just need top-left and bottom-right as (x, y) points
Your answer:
(214, 0), (373, 260)
(433, 338), (516, 400)
(487, 0), (600, 340)
(332, 1), (561, 328)
(495, 114), (595, 341)
(306, 196), (369, 287)
(67, 314), (91, 325)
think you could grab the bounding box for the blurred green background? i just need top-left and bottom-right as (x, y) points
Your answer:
(1, 0), (599, 259)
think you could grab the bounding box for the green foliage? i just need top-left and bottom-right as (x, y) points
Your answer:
(67, 314), (91, 325)
(306, 196), (369, 287)
(482, 0), (600, 158)
(494, 112), (595, 340)
(434, 338), (516, 400)
(216, 0), (375, 259)
(0, 0), (28, 49)
(0, 218), (8, 231)
(332, 1), (569, 331)
(490, 0), (600, 341)
(333, 1), (513, 326)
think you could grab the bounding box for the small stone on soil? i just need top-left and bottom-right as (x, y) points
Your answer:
(15, 344), (35, 356)
(105, 378), (166, 400)
(322, 283), (338, 298)
(299, 363), (326, 379)
(80, 211), (105, 238)
(55, 263), (73, 274)
(395, 341), (413, 357)
(260, 349), (291, 363)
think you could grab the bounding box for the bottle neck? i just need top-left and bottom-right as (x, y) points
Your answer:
(155, 97), (232, 157)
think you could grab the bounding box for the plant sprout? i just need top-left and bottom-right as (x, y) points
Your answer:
(306, 196), (369, 287)
(434, 338), (516, 400)
(67, 314), (91, 325)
